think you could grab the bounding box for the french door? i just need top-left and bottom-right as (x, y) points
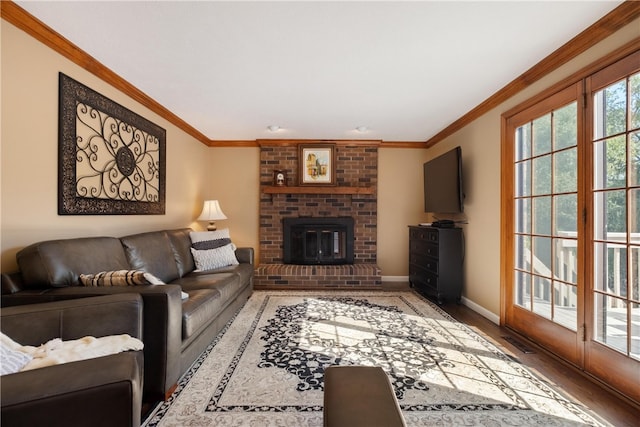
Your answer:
(503, 50), (640, 402)
(584, 52), (639, 400)
(504, 82), (585, 365)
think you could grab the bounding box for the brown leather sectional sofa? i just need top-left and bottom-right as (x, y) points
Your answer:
(1, 294), (144, 427)
(1, 228), (254, 403)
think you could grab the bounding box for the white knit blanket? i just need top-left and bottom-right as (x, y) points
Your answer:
(1, 332), (143, 371)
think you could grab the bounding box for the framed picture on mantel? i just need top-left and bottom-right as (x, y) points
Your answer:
(298, 143), (336, 186)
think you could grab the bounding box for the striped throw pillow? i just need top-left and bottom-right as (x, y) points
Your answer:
(79, 270), (147, 287)
(80, 270), (149, 286)
(78, 270), (189, 300)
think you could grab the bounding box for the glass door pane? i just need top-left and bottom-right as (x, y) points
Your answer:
(592, 72), (640, 360)
(514, 101), (579, 330)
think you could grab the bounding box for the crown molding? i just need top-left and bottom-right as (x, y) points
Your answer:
(256, 139), (382, 148)
(208, 139), (427, 148)
(4, 0), (638, 150)
(424, 1), (640, 148)
(1, 0), (211, 146)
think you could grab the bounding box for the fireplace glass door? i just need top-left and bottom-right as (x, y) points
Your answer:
(283, 217), (354, 265)
(298, 228), (346, 263)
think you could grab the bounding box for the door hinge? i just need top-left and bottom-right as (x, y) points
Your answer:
(579, 324), (587, 342)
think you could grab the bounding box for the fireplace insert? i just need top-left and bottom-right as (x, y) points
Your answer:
(283, 217), (354, 265)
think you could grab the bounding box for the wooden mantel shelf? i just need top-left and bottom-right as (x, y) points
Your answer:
(262, 185), (375, 195)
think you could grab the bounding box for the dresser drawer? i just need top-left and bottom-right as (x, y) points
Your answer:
(409, 271), (438, 291)
(410, 227), (439, 243)
(409, 254), (438, 275)
(410, 239), (439, 259)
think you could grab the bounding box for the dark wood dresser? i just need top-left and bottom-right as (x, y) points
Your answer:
(408, 225), (463, 304)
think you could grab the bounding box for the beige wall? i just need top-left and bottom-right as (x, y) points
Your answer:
(377, 148), (430, 276)
(433, 19), (640, 317)
(206, 147), (260, 256)
(1, 21), (210, 271)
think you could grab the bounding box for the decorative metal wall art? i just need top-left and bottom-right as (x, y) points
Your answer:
(58, 73), (166, 215)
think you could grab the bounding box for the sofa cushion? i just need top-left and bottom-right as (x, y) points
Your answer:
(120, 231), (180, 283)
(166, 229), (196, 277)
(175, 271), (238, 292)
(195, 263), (254, 289)
(185, 264), (254, 301)
(16, 238), (130, 288)
(180, 289), (224, 339)
(178, 271), (246, 315)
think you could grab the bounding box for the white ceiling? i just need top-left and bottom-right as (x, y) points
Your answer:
(16, 1), (623, 142)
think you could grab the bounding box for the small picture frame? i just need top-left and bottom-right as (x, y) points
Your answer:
(298, 143), (336, 186)
(273, 169), (287, 186)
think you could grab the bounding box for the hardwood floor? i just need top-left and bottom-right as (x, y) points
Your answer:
(435, 297), (640, 426)
(381, 281), (639, 425)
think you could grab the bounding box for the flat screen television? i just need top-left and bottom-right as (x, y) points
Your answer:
(423, 146), (464, 213)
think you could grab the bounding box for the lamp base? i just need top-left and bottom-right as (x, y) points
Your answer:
(206, 222), (217, 231)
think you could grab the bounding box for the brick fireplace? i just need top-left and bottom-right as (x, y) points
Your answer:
(255, 141), (382, 289)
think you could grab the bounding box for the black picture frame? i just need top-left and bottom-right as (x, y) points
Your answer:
(58, 73), (166, 215)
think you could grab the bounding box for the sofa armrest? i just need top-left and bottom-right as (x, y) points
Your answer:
(135, 285), (182, 401)
(1, 352), (143, 427)
(1, 285), (182, 401)
(1, 294), (143, 345)
(235, 247), (254, 265)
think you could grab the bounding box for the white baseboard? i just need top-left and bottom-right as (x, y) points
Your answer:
(381, 275), (409, 282)
(460, 296), (500, 325)
(380, 276), (500, 325)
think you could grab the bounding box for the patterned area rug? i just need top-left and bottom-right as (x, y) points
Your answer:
(144, 291), (607, 426)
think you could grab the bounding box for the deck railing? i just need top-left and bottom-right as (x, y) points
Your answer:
(527, 232), (640, 309)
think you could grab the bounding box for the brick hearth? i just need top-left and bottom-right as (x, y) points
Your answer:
(254, 264), (382, 289)
(258, 141), (381, 288)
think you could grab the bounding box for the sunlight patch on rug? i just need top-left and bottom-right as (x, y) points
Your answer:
(143, 291), (608, 426)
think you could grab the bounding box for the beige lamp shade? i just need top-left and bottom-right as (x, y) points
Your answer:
(197, 200), (227, 231)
